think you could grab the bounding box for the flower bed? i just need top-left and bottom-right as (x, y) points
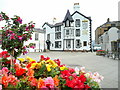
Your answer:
(0, 51), (104, 89)
(96, 50), (106, 56)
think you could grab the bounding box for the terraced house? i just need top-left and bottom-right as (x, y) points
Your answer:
(42, 3), (92, 51)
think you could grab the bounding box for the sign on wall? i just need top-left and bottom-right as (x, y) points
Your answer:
(82, 30), (88, 35)
(82, 20), (88, 29)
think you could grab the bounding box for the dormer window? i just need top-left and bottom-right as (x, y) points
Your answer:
(65, 20), (70, 27)
(75, 19), (80, 27)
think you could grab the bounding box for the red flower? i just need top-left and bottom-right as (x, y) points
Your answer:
(78, 74), (86, 83)
(31, 24), (34, 28)
(26, 61), (36, 68)
(0, 51), (10, 58)
(60, 70), (71, 79)
(2, 76), (8, 88)
(54, 59), (60, 66)
(30, 78), (37, 87)
(45, 57), (50, 61)
(84, 84), (91, 88)
(68, 67), (75, 73)
(15, 68), (26, 76)
(40, 55), (50, 61)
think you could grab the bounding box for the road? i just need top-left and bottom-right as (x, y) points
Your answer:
(18, 51), (119, 89)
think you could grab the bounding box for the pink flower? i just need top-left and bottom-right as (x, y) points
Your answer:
(17, 36), (22, 40)
(10, 33), (16, 40)
(0, 14), (3, 21)
(25, 27), (29, 31)
(23, 51), (28, 55)
(30, 45), (35, 49)
(2, 67), (9, 75)
(44, 77), (54, 88)
(0, 85), (2, 90)
(30, 37), (32, 40)
(16, 17), (22, 24)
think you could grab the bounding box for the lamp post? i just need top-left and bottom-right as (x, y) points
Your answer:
(117, 29), (120, 59)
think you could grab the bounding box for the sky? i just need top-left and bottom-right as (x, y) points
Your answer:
(0, 0), (119, 40)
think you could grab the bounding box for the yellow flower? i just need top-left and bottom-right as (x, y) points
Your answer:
(46, 60), (58, 68)
(46, 64), (52, 72)
(18, 58), (25, 62)
(30, 63), (38, 69)
(26, 56), (36, 62)
(60, 66), (66, 70)
(36, 63), (41, 69)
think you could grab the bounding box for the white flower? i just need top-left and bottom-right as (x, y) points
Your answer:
(80, 66), (85, 73)
(75, 67), (79, 75)
(85, 73), (90, 78)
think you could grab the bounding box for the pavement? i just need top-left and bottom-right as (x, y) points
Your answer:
(18, 51), (119, 89)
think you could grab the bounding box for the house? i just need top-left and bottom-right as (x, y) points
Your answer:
(95, 20), (120, 52)
(24, 28), (45, 52)
(42, 3), (92, 51)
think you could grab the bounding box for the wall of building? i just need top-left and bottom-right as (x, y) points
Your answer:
(72, 13), (90, 50)
(101, 27), (119, 51)
(24, 32), (44, 52)
(107, 27), (119, 51)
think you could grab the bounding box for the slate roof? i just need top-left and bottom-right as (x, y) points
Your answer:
(34, 28), (45, 33)
(42, 22), (54, 28)
(97, 21), (120, 29)
(72, 11), (91, 21)
(63, 10), (74, 22)
(54, 22), (63, 26)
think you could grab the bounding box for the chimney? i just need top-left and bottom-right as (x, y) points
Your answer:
(73, 3), (80, 12)
(107, 18), (110, 22)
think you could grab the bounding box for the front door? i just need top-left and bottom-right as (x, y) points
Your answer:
(66, 40), (71, 50)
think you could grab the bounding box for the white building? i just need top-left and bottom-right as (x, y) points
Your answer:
(99, 21), (120, 52)
(24, 28), (45, 52)
(42, 3), (92, 51)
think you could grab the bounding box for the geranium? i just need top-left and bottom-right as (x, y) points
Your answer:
(2, 67), (9, 75)
(7, 75), (19, 86)
(29, 77), (37, 87)
(37, 78), (46, 88)
(53, 75), (60, 87)
(26, 69), (34, 77)
(44, 77), (54, 88)
(54, 59), (60, 66)
(60, 70), (71, 79)
(1, 74), (19, 88)
(0, 51), (10, 58)
(1, 75), (8, 88)
(15, 68), (26, 76)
